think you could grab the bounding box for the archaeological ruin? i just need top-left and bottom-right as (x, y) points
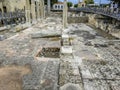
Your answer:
(0, 0), (120, 90)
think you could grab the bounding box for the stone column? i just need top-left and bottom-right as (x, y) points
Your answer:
(36, 1), (40, 20)
(40, 0), (45, 19)
(31, 0), (36, 23)
(39, 0), (42, 18)
(63, 0), (68, 28)
(0, 2), (3, 14)
(25, 0), (31, 24)
(47, 0), (51, 14)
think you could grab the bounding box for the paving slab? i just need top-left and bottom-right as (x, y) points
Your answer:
(60, 83), (83, 90)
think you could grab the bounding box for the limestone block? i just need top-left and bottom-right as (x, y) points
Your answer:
(31, 31), (61, 39)
(99, 23), (107, 31)
(95, 22), (99, 28)
(62, 34), (70, 46)
(22, 23), (29, 29)
(108, 24), (113, 33)
(14, 25), (23, 32)
(0, 35), (6, 41)
(0, 26), (7, 31)
(6, 25), (11, 29)
(61, 46), (73, 54)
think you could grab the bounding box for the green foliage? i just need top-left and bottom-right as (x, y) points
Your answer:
(74, 4), (78, 8)
(67, 2), (73, 8)
(44, 0), (58, 6)
(84, 0), (94, 4)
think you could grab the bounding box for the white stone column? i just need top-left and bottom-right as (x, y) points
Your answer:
(31, 0), (36, 23)
(36, 1), (40, 20)
(47, 0), (51, 14)
(25, 0), (31, 25)
(63, 0), (68, 28)
(40, 0), (45, 19)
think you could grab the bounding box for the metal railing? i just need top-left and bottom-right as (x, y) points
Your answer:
(0, 10), (26, 26)
(0, 11), (25, 20)
(69, 7), (120, 20)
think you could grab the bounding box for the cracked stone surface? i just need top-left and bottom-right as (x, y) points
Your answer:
(0, 14), (120, 90)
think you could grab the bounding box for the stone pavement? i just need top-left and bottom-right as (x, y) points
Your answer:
(0, 16), (120, 90)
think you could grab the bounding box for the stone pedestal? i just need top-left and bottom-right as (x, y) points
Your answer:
(61, 46), (73, 54)
(62, 34), (71, 46)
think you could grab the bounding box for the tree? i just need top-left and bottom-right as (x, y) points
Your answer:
(67, 2), (73, 8)
(74, 4), (78, 8)
(44, 0), (58, 6)
(84, 0), (94, 4)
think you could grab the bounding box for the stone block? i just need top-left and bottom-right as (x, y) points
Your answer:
(0, 35), (6, 41)
(61, 46), (73, 54)
(15, 25), (23, 32)
(62, 34), (70, 46)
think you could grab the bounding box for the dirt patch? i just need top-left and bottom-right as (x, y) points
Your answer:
(36, 47), (60, 58)
(0, 64), (32, 90)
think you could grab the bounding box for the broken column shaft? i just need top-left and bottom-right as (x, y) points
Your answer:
(63, 0), (68, 28)
(36, 1), (40, 20)
(25, 0), (31, 23)
(31, 0), (36, 23)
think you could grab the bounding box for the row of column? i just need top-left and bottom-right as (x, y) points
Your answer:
(25, 0), (45, 24)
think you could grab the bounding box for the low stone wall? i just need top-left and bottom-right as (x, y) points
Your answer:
(68, 16), (88, 23)
(87, 13), (120, 38)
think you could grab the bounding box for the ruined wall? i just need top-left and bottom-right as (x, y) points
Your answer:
(68, 12), (88, 23)
(1, 0), (26, 12)
(87, 13), (120, 38)
(68, 12), (120, 38)
(68, 17), (88, 23)
(9, 0), (26, 11)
